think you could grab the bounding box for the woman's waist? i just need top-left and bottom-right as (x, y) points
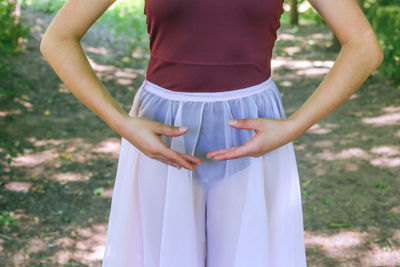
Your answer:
(145, 55), (273, 94)
(142, 75), (275, 102)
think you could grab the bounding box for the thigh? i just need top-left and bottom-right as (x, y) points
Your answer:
(203, 89), (307, 267)
(137, 154), (207, 267)
(115, 89), (209, 267)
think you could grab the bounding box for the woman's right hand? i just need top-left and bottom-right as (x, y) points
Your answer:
(117, 116), (202, 171)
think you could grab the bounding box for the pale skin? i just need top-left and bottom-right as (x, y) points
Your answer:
(40, 0), (383, 171)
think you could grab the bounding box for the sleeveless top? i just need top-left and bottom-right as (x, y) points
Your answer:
(143, 0), (284, 92)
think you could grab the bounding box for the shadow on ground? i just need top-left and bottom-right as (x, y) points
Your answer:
(0, 7), (399, 267)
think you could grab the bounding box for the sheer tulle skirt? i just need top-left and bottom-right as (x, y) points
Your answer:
(102, 77), (307, 267)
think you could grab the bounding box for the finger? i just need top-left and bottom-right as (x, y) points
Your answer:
(156, 157), (182, 169)
(212, 146), (253, 161)
(209, 147), (241, 159)
(212, 141), (259, 160)
(229, 118), (261, 130)
(149, 140), (195, 169)
(159, 147), (196, 171)
(180, 153), (202, 165)
(171, 153), (198, 169)
(154, 122), (188, 137)
(164, 160), (182, 169)
(154, 155), (187, 170)
(207, 147), (238, 158)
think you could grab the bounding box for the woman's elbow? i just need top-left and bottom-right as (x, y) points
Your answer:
(369, 44), (384, 71)
(358, 39), (385, 71)
(365, 33), (385, 69)
(39, 35), (50, 56)
(40, 32), (76, 58)
(375, 45), (384, 67)
(346, 30), (385, 69)
(40, 33), (57, 57)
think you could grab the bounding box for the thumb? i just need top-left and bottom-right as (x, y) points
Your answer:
(156, 124), (188, 137)
(229, 118), (260, 130)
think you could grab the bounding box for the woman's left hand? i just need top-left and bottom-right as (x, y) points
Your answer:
(207, 118), (297, 160)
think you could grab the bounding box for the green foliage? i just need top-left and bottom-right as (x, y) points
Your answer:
(57, 210), (74, 224)
(97, 0), (149, 53)
(298, 0), (400, 86)
(0, 211), (16, 227)
(26, 0), (65, 14)
(284, 0), (325, 25)
(0, 134), (21, 166)
(0, 0), (30, 56)
(375, 182), (390, 189)
(366, 4), (400, 85)
(93, 187), (104, 195)
(27, 0), (149, 54)
(0, 0), (30, 97)
(328, 221), (350, 228)
(300, 5), (325, 25)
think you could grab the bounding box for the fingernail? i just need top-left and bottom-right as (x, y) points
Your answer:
(229, 119), (237, 125)
(179, 126), (188, 132)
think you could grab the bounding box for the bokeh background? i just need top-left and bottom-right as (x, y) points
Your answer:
(0, 0), (399, 266)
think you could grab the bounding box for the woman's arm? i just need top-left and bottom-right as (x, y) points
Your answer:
(286, 0), (384, 140)
(40, 0), (202, 170)
(40, 0), (126, 132)
(208, 0), (384, 160)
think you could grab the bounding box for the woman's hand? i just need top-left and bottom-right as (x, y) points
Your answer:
(207, 118), (297, 161)
(118, 116), (202, 171)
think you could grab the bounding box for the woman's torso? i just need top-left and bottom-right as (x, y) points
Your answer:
(144, 0), (284, 92)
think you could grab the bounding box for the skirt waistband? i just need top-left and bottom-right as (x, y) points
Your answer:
(140, 76), (274, 102)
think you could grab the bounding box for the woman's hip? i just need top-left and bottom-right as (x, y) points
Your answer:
(129, 77), (286, 158)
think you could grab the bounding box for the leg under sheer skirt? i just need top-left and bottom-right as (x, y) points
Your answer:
(101, 77), (307, 267)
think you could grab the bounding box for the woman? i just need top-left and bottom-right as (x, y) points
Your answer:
(40, 0), (383, 266)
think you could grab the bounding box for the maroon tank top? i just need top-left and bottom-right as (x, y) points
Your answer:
(144, 0), (284, 92)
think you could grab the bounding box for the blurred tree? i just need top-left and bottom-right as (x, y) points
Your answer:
(290, 0), (299, 25)
(0, 0), (29, 56)
(0, 0), (30, 97)
(366, 0), (400, 85)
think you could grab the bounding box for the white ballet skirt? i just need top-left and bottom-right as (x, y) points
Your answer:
(102, 76), (307, 267)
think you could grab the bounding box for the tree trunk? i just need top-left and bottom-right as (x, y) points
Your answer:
(290, 0), (298, 25)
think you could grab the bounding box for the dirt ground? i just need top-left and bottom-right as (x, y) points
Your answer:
(1, 7), (399, 267)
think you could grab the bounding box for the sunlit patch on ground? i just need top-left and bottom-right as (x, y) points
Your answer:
(5, 182), (33, 193)
(362, 106), (400, 126)
(1, 6), (399, 266)
(50, 224), (107, 265)
(305, 230), (367, 259)
(305, 229), (400, 266)
(91, 138), (121, 158)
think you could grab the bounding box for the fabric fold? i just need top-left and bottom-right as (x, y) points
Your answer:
(102, 77), (307, 267)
